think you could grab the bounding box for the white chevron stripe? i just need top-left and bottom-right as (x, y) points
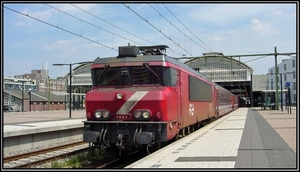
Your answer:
(116, 91), (149, 114)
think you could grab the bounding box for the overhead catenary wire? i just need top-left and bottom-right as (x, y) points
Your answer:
(45, 4), (144, 46)
(70, 3), (157, 46)
(4, 3), (270, 84)
(161, 4), (214, 52)
(4, 5), (118, 51)
(123, 3), (194, 57)
(4, 4), (236, 83)
(70, 3), (185, 56)
(122, 4), (233, 83)
(76, 3), (186, 57)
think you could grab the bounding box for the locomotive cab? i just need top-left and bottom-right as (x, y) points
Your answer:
(82, 44), (238, 158)
(83, 45), (180, 156)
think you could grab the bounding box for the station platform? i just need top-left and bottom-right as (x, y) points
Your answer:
(126, 107), (297, 169)
(3, 109), (86, 137)
(3, 109), (86, 124)
(2, 107), (297, 169)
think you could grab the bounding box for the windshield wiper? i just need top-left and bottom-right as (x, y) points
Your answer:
(98, 65), (110, 81)
(143, 63), (161, 80)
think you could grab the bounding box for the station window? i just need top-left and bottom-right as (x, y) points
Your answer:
(292, 60), (295, 68)
(284, 74), (287, 81)
(270, 78), (273, 90)
(293, 73), (295, 79)
(293, 82), (296, 90)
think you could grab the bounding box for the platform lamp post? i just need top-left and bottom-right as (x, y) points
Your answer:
(48, 76), (50, 111)
(21, 81), (25, 112)
(28, 89), (32, 112)
(53, 61), (92, 118)
(280, 73), (283, 111)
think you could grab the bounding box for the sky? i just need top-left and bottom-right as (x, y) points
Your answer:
(2, 2), (298, 79)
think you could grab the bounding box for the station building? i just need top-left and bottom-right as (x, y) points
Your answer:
(267, 56), (296, 106)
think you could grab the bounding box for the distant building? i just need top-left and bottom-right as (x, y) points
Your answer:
(3, 63), (91, 111)
(3, 69), (68, 112)
(3, 77), (37, 91)
(252, 75), (269, 107)
(5, 69), (67, 93)
(267, 56), (296, 105)
(252, 75), (269, 91)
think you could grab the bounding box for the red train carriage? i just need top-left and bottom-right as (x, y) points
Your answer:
(214, 84), (239, 118)
(82, 45), (238, 157)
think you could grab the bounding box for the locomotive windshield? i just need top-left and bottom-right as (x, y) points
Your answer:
(93, 65), (162, 86)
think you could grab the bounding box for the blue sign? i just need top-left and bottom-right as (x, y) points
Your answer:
(286, 82), (290, 87)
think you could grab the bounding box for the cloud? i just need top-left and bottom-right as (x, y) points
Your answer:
(212, 35), (226, 41)
(42, 39), (85, 60)
(58, 3), (98, 12)
(3, 3), (296, 78)
(250, 18), (278, 36)
(270, 10), (283, 17)
(188, 4), (267, 27)
(44, 40), (70, 51)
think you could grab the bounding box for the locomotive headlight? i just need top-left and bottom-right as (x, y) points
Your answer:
(102, 111), (110, 119)
(94, 110), (110, 120)
(134, 111), (142, 119)
(95, 110), (102, 118)
(116, 93), (123, 100)
(133, 110), (151, 120)
(142, 111), (150, 119)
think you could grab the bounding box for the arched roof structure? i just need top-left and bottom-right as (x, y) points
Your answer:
(184, 53), (253, 83)
(184, 53), (254, 107)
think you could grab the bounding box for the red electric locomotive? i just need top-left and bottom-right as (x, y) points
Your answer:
(83, 45), (238, 157)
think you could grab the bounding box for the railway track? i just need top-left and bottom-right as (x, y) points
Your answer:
(4, 141), (139, 169)
(96, 150), (141, 169)
(3, 117), (217, 169)
(3, 141), (89, 168)
(85, 118), (217, 169)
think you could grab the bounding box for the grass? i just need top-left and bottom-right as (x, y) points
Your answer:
(49, 148), (106, 168)
(50, 153), (92, 168)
